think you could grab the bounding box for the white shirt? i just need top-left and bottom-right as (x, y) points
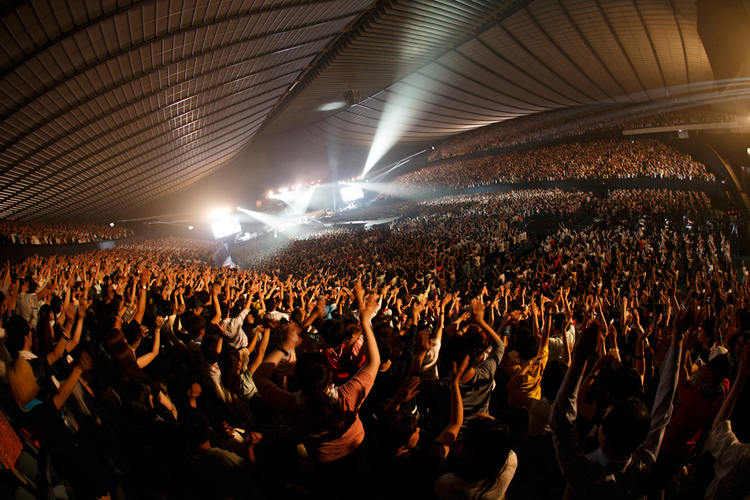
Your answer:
(706, 420), (750, 500)
(222, 309), (250, 349)
(16, 293), (40, 327)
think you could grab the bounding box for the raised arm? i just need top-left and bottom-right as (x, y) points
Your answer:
(66, 302), (86, 352)
(132, 268), (151, 325)
(136, 316), (163, 369)
(470, 298), (501, 343)
(47, 305), (73, 366)
(355, 282), (381, 380)
(713, 343), (749, 429)
(247, 325), (271, 375)
(550, 321), (604, 487)
(254, 322), (301, 394)
(53, 351), (92, 410)
(435, 356), (469, 455)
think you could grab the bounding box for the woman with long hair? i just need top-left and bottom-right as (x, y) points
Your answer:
(254, 283), (381, 498)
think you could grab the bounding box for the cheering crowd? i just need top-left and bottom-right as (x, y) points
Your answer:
(0, 221), (134, 245)
(388, 139), (714, 198)
(0, 184), (747, 500)
(429, 104), (736, 161)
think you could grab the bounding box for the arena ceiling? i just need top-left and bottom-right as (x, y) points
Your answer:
(0, 0), (742, 223)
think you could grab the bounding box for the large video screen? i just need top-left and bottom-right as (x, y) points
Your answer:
(340, 186), (364, 203)
(211, 218), (242, 239)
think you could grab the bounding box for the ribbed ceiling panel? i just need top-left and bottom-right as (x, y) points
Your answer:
(261, 0), (530, 133)
(0, 0), (733, 221)
(0, 0), (372, 222)
(273, 0), (719, 147)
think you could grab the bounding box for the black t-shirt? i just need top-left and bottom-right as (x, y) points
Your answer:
(375, 442), (446, 500)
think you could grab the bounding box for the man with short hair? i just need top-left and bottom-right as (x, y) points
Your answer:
(550, 303), (693, 499)
(16, 277), (53, 328)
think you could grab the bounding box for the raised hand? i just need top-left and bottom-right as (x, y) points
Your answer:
(245, 431), (263, 446)
(451, 355), (471, 385)
(471, 298), (486, 322)
(572, 320), (604, 364)
(187, 383), (202, 401)
(395, 377), (421, 402)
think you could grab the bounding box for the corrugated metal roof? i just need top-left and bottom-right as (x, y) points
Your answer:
(0, 0), (725, 221)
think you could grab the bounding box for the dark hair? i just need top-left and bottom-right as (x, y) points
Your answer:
(5, 315), (31, 355)
(541, 361), (565, 401)
(552, 313), (566, 333)
(609, 367), (644, 400)
(49, 295), (63, 316)
(162, 301), (175, 317)
(708, 354), (731, 386)
(701, 316), (716, 344)
(458, 417), (512, 484)
(178, 408), (211, 446)
(514, 328), (538, 361)
(185, 314), (206, 340)
(738, 308), (750, 331)
(377, 411), (417, 452)
(319, 319), (347, 349)
(201, 335), (220, 364)
(121, 380), (156, 423)
(106, 328), (127, 351)
(36, 304), (55, 358)
(376, 335), (392, 363)
(112, 341), (147, 382)
(218, 349), (242, 393)
(444, 332), (481, 370)
(295, 351), (344, 429)
(601, 397), (650, 458)
(102, 304), (120, 330)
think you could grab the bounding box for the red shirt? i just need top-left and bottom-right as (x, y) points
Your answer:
(661, 379), (729, 456)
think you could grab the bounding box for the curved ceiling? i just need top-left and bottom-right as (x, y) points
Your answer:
(276, 0), (716, 146)
(0, 0), (741, 223)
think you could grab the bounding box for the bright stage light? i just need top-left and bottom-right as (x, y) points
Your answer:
(340, 185), (364, 203)
(362, 82), (434, 176)
(211, 218), (241, 239)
